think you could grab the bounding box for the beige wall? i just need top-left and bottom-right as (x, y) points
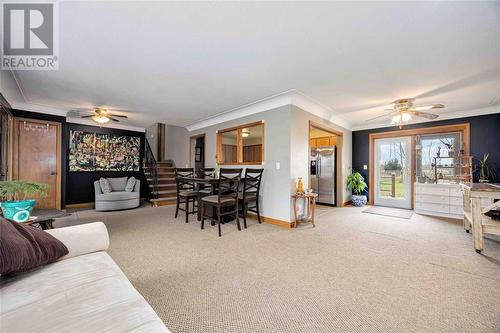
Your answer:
(183, 104), (352, 223)
(290, 105), (352, 206)
(188, 105), (292, 222)
(165, 125), (189, 167)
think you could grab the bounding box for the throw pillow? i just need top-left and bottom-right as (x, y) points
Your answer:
(0, 218), (69, 275)
(107, 177), (128, 192)
(99, 177), (112, 193)
(125, 177), (136, 192)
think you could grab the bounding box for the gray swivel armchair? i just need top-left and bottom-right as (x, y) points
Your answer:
(94, 177), (140, 211)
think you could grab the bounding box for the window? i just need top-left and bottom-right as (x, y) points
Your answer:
(416, 132), (462, 182)
(216, 121), (264, 165)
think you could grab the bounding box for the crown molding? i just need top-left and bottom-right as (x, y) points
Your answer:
(11, 102), (145, 132)
(186, 89), (352, 132)
(66, 118), (146, 132)
(351, 105), (500, 131)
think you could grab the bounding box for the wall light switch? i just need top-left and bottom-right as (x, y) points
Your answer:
(276, 162), (280, 170)
(363, 164), (368, 170)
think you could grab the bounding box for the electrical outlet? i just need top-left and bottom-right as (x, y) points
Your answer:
(363, 164), (368, 170)
(276, 162), (280, 170)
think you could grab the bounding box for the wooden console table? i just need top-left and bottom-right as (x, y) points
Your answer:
(291, 193), (318, 228)
(461, 183), (500, 253)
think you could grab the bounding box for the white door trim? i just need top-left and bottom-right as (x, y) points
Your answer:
(374, 136), (412, 209)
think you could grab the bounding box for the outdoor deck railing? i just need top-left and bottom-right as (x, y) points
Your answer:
(380, 173), (396, 198)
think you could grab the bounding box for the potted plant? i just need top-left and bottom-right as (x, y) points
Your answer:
(347, 170), (367, 207)
(476, 154), (496, 183)
(0, 180), (48, 222)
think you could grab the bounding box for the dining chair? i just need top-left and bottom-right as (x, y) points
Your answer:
(174, 168), (197, 223)
(200, 168), (243, 237)
(197, 168), (216, 195)
(239, 168), (264, 228)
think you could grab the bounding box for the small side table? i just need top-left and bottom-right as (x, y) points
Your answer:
(25, 209), (71, 230)
(291, 193), (318, 228)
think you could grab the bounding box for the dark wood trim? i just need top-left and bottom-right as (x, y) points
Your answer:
(157, 123), (165, 161)
(368, 123), (471, 206)
(189, 133), (206, 168)
(0, 93), (12, 112)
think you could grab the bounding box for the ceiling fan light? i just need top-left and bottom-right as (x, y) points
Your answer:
(92, 115), (110, 124)
(391, 114), (401, 124)
(401, 112), (412, 122)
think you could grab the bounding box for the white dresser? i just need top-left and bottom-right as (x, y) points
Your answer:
(414, 183), (463, 219)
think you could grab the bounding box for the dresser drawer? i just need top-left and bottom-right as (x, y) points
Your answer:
(449, 196), (463, 206)
(415, 194), (449, 204)
(415, 202), (449, 213)
(449, 187), (463, 197)
(415, 186), (449, 196)
(449, 205), (464, 215)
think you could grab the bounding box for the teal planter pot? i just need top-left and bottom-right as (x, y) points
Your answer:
(0, 200), (37, 222)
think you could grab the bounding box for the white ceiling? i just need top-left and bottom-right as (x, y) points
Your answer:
(3, 1), (500, 130)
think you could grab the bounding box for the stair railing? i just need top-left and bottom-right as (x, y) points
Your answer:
(144, 138), (159, 200)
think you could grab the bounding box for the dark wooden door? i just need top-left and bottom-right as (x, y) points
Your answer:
(13, 118), (61, 209)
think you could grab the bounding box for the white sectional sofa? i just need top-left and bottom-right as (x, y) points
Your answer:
(0, 222), (170, 333)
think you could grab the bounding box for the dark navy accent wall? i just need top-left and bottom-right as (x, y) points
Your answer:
(352, 113), (500, 200)
(65, 123), (147, 205)
(11, 110), (147, 206)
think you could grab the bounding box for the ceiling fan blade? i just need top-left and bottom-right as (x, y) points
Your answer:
(410, 111), (439, 120)
(80, 115), (94, 118)
(390, 98), (414, 105)
(414, 66), (500, 100)
(108, 116), (120, 122)
(108, 114), (128, 118)
(67, 110), (93, 117)
(413, 104), (444, 111)
(365, 111), (398, 122)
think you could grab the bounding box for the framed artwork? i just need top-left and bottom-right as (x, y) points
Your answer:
(69, 130), (140, 172)
(195, 147), (202, 162)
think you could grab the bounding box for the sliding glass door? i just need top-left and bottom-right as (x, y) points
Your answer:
(374, 136), (412, 209)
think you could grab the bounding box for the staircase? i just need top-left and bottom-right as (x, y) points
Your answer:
(146, 161), (177, 206)
(143, 140), (177, 206)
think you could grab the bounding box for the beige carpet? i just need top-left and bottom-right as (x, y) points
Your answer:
(56, 205), (500, 333)
(363, 206), (413, 219)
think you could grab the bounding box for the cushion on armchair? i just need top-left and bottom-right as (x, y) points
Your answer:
(99, 178), (112, 193)
(125, 177), (136, 192)
(107, 177), (128, 192)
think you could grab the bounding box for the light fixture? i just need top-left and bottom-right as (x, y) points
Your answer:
(241, 129), (250, 138)
(390, 114), (401, 124)
(401, 112), (412, 122)
(92, 115), (110, 124)
(391, 112), (412, 125)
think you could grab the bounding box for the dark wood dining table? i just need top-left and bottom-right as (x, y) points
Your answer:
(178, 176), (219, 195)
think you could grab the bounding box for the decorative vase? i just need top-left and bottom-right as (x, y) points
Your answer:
(297, 177), (304, 194)
(351, 194), (367, 207)
(0, 199), (36, 222)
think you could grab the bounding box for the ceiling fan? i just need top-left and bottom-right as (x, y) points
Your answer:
(68, 107), (128, 124)
(366, 98), (444, 128)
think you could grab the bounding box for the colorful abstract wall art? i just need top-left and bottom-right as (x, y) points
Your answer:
(69, 130), (140, 172)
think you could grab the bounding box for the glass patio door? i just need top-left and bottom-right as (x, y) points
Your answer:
(374, 136), (412, 209)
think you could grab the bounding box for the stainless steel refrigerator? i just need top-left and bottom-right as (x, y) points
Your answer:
(310, 146), (336, 205)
